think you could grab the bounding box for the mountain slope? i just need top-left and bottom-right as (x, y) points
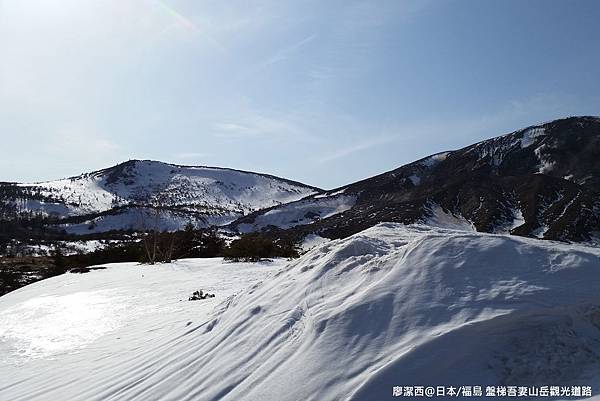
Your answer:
(2, 224), (600, 400)
(231, 116), (600, 242)
(0, 160), (320, 234)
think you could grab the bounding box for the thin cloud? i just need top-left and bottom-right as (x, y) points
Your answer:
(211, 113), (307, 140)
(317, 93), (583, 167)
(237, 33), (319, 81)
(318, 135), (400, 164)
(259, 33), (318, 68)
(150, 0), (231, 55)
(174, 152), (211, 160)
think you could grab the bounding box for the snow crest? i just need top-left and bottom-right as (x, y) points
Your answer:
(2, 224), (600, 400)
(12, 160), (318, 232)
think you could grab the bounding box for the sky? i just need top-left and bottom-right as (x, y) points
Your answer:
(0, 0), (599, 189)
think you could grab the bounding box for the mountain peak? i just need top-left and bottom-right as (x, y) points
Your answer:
(232, 116), (600, 243)
(1, 161), (320, 235)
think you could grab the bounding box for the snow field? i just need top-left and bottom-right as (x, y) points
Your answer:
(2, 223), (600, 400)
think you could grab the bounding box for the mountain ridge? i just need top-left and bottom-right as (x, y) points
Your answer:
(11, 159), (322, 192)
(1, 115), (599, 242)
(0, 160), (321, 235)
(231, 116), (600, 242)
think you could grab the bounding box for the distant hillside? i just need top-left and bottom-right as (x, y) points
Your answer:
(0, 160), (320, 235)
(231, 116), (600, 243)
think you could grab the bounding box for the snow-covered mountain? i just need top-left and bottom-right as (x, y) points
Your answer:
(2, 116), (599, 242)
(2, 223), (600, 400)
(0, 160), (320, 234)
(232, 116), (600, 242)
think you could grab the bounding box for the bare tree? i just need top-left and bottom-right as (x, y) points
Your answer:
(141, 206), (161, 264)
(138, 193), (176, 265)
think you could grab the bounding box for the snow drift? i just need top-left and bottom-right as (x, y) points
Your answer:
(237, 194), (357, 233)
(2, 224), (600, 400)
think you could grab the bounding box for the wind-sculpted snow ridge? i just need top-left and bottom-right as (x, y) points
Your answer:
(2, 224), (600, 400)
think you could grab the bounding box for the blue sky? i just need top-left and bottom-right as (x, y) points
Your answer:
(1, 0), (599, 189)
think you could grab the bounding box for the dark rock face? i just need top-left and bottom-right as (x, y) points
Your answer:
(232, 116), (600, 242)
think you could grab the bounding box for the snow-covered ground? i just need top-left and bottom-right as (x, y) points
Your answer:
(9, 239), (122, 257)
(2, 224), (600, 400)
(237, 194), (356, 233)
(21, 161), (318, 216)
(60, 207), (213, 235)
(424, 204), (476, 231)
(8, 160), (319, 232)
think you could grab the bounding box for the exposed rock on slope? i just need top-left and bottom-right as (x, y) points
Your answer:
(232, 116), (600, 242)
(0, 160), (320, 234)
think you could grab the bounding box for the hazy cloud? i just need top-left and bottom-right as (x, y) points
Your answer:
(0, 0), (598, 187)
